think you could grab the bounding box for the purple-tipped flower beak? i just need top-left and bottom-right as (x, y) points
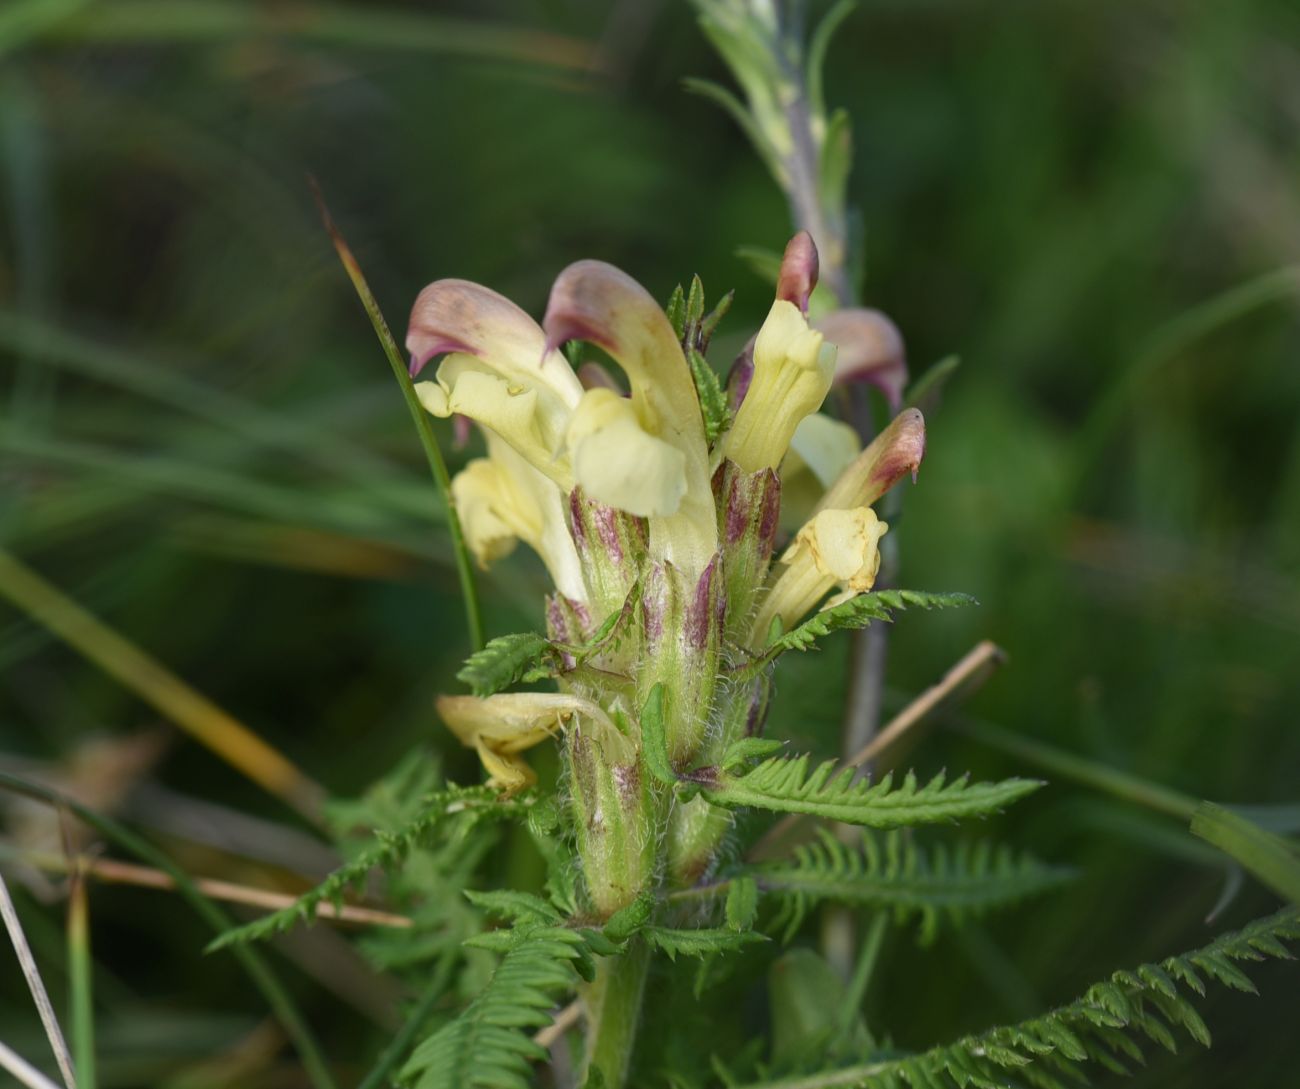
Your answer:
(776, 231), (820, 315)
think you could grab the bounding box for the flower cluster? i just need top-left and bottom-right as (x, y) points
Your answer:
(408, 233), (924, 908)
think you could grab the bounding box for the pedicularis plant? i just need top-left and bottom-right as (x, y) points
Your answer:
(218, 3), (1298, 1088)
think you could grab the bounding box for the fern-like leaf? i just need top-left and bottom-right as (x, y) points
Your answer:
(403, 923), (593, 1089)
(454, 592), (635, 697)
(738, 591), (975, 680)
(643, 925), (767, 961)
(701, 757), (1042, 829)
(208, 785), (522, 949)
(729, 908), (1300, 1088)
(755, 829), (1074, 942)
(457, 633), (554, 697)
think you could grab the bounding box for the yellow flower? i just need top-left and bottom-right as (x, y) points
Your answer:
(436, 691), (625, 795)
(448, 431), (585, 603)
(751, 506), (888, 643)
(565, 387), (688, 518)
(544, 260), (716, 575)
(718, 298), (836, 474)
(718, 233), (837, 475)
(408, 264), (718, 579)
(777, 412), (862, 532)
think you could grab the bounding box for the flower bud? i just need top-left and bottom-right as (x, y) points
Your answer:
(714, 461), (781, 631)
(775, 231), (819, 315)
(637, 557), (723, 765)
(568, 723), (653, 916)
(568, 487), (648, 619)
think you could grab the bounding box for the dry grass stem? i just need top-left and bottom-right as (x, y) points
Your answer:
(8, 851), (411, 930)
(0, 1040), (66, 1089)
(0, 873), (78, 1088)
(532, 999), (583, 1049)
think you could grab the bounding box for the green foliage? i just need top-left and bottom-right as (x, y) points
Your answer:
(455, 592), (635, 697)
(669, 275), (734, 444)
(702, 758), (1042, 829)
(1191, 801), (1300, 903)
(643, 925), (768, 961)
(725, 876), (760, 932)
(402, 923), (596, 1089)
(641, 682), (677, 786)
(738, 591), (976, 680)
(729, 909), (1300, 1089)
(753, 829), (1074, 943)
(208, 785), (522, 950)
(456, 632), (554, 697)
(690, 346), (731, 445)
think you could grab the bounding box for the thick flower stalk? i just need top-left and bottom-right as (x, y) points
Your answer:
(406, 231), (922, 1082)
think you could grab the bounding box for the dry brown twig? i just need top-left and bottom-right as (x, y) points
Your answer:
(5, 850), (411, 930)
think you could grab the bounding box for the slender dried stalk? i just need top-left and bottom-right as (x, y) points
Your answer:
(0, 872), (77, 1089)
(8, 849), (412, 929)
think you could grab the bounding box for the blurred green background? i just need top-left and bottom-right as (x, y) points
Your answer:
(1, 1), (1297, 1086)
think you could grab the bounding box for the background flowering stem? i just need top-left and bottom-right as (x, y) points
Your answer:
(309, 178), (485, 653)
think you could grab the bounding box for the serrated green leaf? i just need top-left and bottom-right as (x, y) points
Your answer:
(737, 590), (976, 679)
(720, 736), (786, 772)
(686, 274), (706, 326)
(404, 923), (592, 1089)
(722, 908), (1299, 1089)
(689, 346), (731, 444)
(703, 759), (1041, 829)
(209, 785), (517, 950)
(643, 925), (767, 961)
(463, 889), (561, 926)
(666, 283), (686, 338)
(700, 288), (735, 347)
(750, 829), (1073, 943)
(457, 632), (554, 697)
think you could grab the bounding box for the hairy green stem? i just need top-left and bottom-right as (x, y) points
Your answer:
(581, 940), (651, 1089)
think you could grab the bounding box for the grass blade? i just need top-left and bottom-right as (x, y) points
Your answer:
(0, 548), (326, 824)
(65, 874), (94, 1089)
(309, 178), (484, 652)
(1191, 802), (1300, 904)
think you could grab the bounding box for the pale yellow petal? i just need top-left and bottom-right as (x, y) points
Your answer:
(785, 413), (861, 489)
(436, 692), (615, 794)
(720, 299), (836, 473)
(544, 261), (716, 574)
(566, 388), (688, 518)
